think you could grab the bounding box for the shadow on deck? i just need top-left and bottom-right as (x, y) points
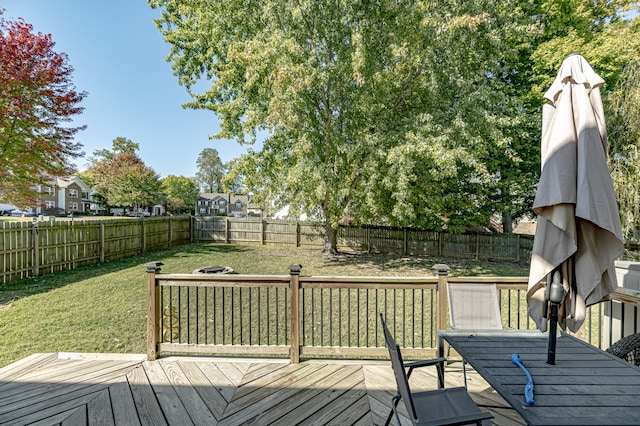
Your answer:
(0, 353), (524, 425)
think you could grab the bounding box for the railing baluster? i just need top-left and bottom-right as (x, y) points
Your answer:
(204, 287), (208, 344)
(195, 287), (199, 344)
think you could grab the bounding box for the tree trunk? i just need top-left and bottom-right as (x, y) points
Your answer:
(323, 224), (339, 254)
(502, 212), (513, 234)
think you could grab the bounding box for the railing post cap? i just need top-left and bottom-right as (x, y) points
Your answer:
(288, 264), (302, 275)
(432, 264), (451, 275)
(145, 261), (164, 273)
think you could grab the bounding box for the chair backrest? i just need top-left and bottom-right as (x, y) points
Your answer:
(380, 313), (418, 423)
(447, 283), (502, 330)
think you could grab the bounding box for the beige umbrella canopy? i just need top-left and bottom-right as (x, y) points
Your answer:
(527, 53), (624, 333)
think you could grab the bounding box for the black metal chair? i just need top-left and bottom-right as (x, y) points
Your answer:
(380, 314), (494, 426)
(606, 333), (640, 367)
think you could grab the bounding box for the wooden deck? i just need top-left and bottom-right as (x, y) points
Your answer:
(0, 353), (525, 425)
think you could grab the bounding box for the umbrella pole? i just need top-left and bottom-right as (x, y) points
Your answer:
(547, 269), (565, 365)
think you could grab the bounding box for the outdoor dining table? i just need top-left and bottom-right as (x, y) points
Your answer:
(437, 329), (640, 425)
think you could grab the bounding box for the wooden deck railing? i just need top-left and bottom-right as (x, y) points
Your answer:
(145, 263), (640, 362)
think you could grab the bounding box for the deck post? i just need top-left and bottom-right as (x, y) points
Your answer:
(145, 261), (163, 360)
(289, 264), (302, 363)
(433, 264), (451, 332)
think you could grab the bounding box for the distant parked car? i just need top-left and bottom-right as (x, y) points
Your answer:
(1, 209), (14, 216)
(10, 209), (37, 217)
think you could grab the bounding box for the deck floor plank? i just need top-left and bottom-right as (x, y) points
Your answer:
(220, 363), (328, 424)
(194, 362), (239, 402)
(109, 380), (141, 426)
(265, 367), (362, 425)
(328, 393), (372, 425)
(140, 360), (194, 426)
(240, 364), (358, 426)
(126, 363), (168, 426)
(0, 353), (58, 382)
(0, 364), (135, 419)
(3, 384), (107, 426)
(214, 361), (251, 385)
(27, 407), (81, 426)
(0, 353), (526, 425)
(87, 389), (114, 426)
(177, 361), (228, 420)
(300, 371), (368, 425)
(159, 361), (217, 425)
(0, 362), (137, 410)
(60, 405), (86, 426)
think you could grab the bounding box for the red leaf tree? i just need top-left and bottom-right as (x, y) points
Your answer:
(0, 10), (86, 207)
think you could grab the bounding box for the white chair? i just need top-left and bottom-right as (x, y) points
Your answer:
(446, 283), (502, 387)
(447, 283), (503, 330)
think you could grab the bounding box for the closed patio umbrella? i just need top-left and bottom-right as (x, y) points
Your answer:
(527, 53), (624, 338)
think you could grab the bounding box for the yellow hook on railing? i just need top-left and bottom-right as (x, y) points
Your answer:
(162, 305), (179, 341)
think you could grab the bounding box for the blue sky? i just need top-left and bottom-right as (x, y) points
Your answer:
(5, 0), (252, 179)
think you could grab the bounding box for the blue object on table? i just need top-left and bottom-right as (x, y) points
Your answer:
(511, 353), (535, 405)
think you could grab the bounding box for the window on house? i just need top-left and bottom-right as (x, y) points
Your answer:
(235, 200), (242, 208)
(69, 202), (79, 211)
(82, 191), (90, 199)
(219, 200), (226, 206)
(45, 187), (55, 196)
(69, 189), (78, 198)
(45, 201), (55, 209)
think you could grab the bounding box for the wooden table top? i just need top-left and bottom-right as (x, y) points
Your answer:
(437, 329), (640, 425)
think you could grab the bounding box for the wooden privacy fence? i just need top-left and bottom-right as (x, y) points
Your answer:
(146, 263), (635, 363)
(0, 215), (531, 285)
(0, 216), (191, 284)
(193, 216), (533, 261)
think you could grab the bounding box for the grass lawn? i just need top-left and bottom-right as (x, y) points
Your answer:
(0, 243), (529, 368)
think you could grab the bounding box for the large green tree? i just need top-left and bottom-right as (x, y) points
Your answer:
(150, 0), (528, 251)
(86, 138), (162, 213)
(161, 174), (199, 214)
(0, 12), (85, 206)
(195, 147), (225, 193)
(93, 151), (162, 213)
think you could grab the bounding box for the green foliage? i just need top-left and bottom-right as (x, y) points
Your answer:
(150, 0), (531, 247)
(608, 61), (640, 242)
(195, 147), (225, 192)
(107, 163), (162, 210)
(149, 0), (640, 247)
(161, 174), (199, 213)
(89, 140), (162, 211)
(527, 2), (640, 240)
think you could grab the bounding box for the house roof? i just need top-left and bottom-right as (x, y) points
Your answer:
(55, 176), (91, 192)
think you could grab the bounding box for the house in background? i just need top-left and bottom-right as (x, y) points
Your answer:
(196, 193), (252, 217)
(35, 176), (97, 215)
